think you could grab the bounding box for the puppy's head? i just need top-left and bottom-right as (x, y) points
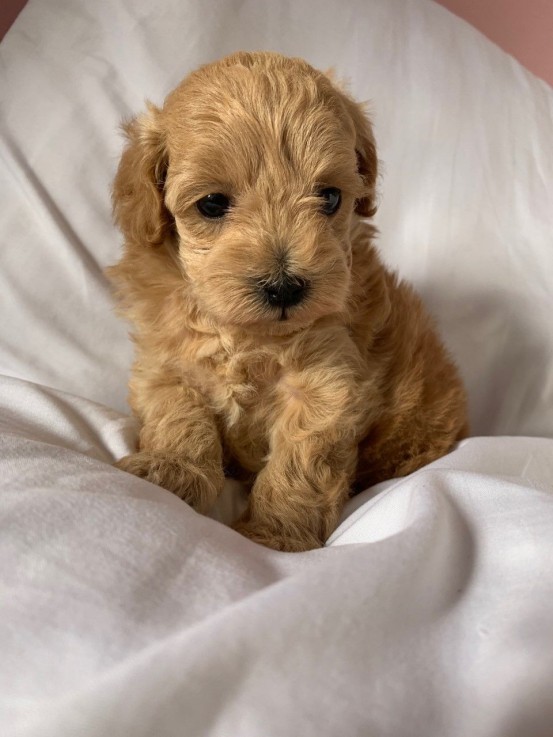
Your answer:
(113, 52), (377, 334)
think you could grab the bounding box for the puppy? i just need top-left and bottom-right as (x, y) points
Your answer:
(109, 51), (468, 552)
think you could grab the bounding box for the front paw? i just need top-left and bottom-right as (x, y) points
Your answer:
(115, 450), (223, 513)
(232, 518), (323, 552)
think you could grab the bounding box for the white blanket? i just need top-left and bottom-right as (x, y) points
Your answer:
(1, 1), (553, 735)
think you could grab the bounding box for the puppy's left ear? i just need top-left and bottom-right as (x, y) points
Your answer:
(112, 103), (171, 247)
(342, 97), (379, 218)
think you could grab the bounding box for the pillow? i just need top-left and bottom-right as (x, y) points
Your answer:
(1, 0), (552, 436)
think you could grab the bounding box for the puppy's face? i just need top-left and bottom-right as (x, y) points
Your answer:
(113, 53), (377, 334)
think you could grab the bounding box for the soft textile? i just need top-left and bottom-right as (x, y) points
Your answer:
(1, 0), (553, 735)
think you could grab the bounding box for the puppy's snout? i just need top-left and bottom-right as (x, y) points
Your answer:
(260, 276), (310, 309)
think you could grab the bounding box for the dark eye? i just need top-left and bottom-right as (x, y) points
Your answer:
(318, 187), (342, 215)
(196, 193), (230, 219)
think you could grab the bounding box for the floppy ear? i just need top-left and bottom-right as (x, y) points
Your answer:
(341, 96), (379, 218)
(112, 103), (171, 246)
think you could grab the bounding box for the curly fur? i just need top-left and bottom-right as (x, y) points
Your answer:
(108, 52), (468, 551)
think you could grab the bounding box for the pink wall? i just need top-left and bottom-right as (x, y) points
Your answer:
(435, 0), (553, 86)
(0, 0), (26, 40)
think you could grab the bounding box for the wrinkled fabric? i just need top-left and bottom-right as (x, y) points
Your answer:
(1, 0), (553, 735)
(1, 376), (553, 737)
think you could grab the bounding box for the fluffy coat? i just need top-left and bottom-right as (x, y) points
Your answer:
(109, 52), (468, 551)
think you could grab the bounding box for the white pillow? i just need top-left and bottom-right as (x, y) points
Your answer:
(1, 0), (552, 436)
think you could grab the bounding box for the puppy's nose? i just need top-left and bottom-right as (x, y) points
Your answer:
(261, 276), (309, 308)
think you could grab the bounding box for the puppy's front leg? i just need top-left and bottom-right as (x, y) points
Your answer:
(116, 383), (224, 513)
(234, 354), (365, 551)
(234, 433), (357, 552)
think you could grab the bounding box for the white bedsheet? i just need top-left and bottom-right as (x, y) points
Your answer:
(1, 0), (553, 735)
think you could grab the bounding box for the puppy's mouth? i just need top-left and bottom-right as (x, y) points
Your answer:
(196, 268), (349, 335)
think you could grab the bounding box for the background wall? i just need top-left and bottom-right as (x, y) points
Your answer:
(434, 0), (553, 86)
(1, 0), (552, 87)
(0, 0), (26, 40)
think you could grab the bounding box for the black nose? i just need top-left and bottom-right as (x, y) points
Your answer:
(260, 276), (309, 309)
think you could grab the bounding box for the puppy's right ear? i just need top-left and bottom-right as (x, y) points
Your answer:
(112, 103), (170, 246)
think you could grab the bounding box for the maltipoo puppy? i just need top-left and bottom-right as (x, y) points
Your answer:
(109, 51), (468, 551)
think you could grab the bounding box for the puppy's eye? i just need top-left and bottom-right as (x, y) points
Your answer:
(196, 193), (230, 219)
(318, 187), (342, 215)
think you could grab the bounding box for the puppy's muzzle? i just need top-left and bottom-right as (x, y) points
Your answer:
(259, 275), (310, 309)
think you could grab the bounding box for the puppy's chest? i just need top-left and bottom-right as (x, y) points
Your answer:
(185, 336), (283, 468)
